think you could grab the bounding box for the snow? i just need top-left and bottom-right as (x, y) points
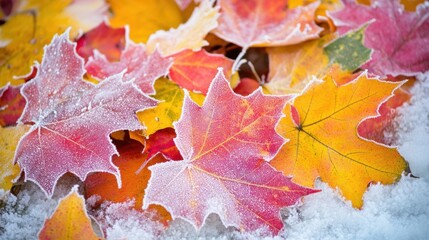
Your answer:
(1, 72), (429, 239)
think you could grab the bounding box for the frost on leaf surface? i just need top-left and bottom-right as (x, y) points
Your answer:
(86, 37), (172, 94)
(15, 30), (158, 196)
(169, 49), (234, 94)
(213, 0), (322, 48)
(146, 0), (220, 56)
(38, 186), (99, 239)
(328, 0), (429, 77)
(144, 70), (317, 234)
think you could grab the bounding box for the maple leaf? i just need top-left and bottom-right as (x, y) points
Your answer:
(145, 128), (182, 161)
(266, 27), (371, 94)
(76, 21), (126, 62)
(146, 0), (219, 56)
(324, 25), (372, 72)
(0, 0), (106, 87)
(328, 0), (429, 77)
(271, 73), (408, 208)
(137, 78), (205, 136)
(0, 125), (29, 191)
(38, 186), (100, 240)
(144, 70), (316, 234)
(169, 49), (234, 94)
(14, 30), (158, 196)
(85, 38), (172, 94)
(358, 86), (411, 145)
(233, 78), (262, 96)
(213, 0), (322, 49)
(107, 0), (184, 43)
(266, 37), (330, 94)
(0, 84), (26, 127)
(84, 140), (168, 210)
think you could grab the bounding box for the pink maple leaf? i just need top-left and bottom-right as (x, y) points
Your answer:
(85, 36), (172, 94)
(15, 30), (157, 196)
(329, 0), (429, 77)
(213, 0), (322, 48)
(143, 69), (317, 234)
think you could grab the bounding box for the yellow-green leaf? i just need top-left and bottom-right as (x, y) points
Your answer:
(0, 125), (30, 191)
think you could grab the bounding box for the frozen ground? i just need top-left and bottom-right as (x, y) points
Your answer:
(1, 72), (429, 239)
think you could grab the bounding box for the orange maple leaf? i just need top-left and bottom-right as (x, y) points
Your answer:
(271, 73), (409, 208)
(38, 187), (100, 240)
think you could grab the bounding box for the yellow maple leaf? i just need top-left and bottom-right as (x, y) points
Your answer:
(0, 0), (106, 88)
(137, 78), (204, 136)
(271, 73), (408, 208)
(146, 0), (219, 56)
(38, 186), (100, 239)
(137, 78), (185, 136)
(265, 36), (331, 94)
(0, 125), (30, 191)
(108, 0), (184, 43)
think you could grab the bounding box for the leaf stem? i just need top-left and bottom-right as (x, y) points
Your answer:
(232, 47), (248, 74)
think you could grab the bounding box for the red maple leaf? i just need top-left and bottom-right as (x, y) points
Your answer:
(169, 49), (233, 94)
(145, 128), (182, 161)
(213, 0), (322, 48)
(0, 84), (26, 127)
(85, 37), (172, 94)
(143, 70), (317, 234)
(76, 21), (126, 62)
(329, 0), (429, 77)
(15, 30), (157, 196)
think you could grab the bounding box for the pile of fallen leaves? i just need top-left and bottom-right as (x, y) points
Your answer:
(1, 0), (428, 238)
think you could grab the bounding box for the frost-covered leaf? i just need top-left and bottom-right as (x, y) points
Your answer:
(0, 0), (106, 87)
(329, 0), (429, 77)
(144, 70), (316, 234)
(146, 0), (219, 56)
(169, 49), (233, 94)
(0, 125), (29, 191)
(108, 0), (184, 43)
(15, 31), (158, 196)
(38, 186), (99, 239)
(266, 37), (330, 94)
(213, 0), (322, 48)
(76, 21), (126, 61)
(271, 73), (408, 208)
(0, 84), (26, 127)
(86, 38), (172, 94)
(266, 28), (371, 94)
